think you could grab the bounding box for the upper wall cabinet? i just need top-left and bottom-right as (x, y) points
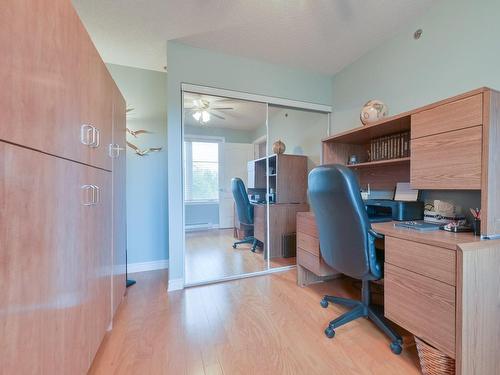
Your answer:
(410, 126), (482, 189)
(0, 0), (112, 171)
(410, 93), (484, 190)
(411, 94), (483, 139)
(322, 87), (500, 237)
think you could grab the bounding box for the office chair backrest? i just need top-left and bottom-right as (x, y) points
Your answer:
(231, 177), (254, 226)
(308, 164), (381, 280)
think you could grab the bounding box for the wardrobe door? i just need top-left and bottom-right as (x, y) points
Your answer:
(0, 0), (112, 170)
(111, 86), (127, 317)
(79, 47), (114, 171)
(0, 141), (90, 374)
(87, 167), (113, 361)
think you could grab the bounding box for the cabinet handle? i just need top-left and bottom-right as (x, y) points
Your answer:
(108, 143), (125, 158)
(81, 184), (94, 206)
(89, 126), (100, 148)
(80, 124), (100, 148)
(92, 185), (100, 205)
(80, 124), (93, 146)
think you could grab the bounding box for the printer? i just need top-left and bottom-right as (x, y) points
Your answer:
(365, 199), (424, 222)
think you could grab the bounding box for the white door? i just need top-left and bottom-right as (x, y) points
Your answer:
(219, 143), (254, 228)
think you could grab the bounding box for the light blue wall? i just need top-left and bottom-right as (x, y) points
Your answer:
(331, 0), (500, 133)
(106, 64), (168, 264)
(167, 41), (333, 283)
(185, 203), (219, 227)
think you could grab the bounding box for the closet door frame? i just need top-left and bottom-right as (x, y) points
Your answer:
(174, 84), (332, 289)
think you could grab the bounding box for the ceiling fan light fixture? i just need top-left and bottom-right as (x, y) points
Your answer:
(202, 110), (210, 123)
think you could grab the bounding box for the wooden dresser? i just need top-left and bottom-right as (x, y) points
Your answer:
(1, 0), (126, 373)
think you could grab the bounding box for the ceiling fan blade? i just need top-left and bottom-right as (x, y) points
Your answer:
(210, 107), (234, 110)
(210, 112), (225, 120)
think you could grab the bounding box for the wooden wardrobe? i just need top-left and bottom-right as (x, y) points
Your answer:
(0, 0), (127, 373)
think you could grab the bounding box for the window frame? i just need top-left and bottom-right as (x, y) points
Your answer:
(183, 135), (224, 203)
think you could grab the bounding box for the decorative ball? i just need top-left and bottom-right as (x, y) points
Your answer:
(360, 100), (389, 125)
(272, 140), (286, 154)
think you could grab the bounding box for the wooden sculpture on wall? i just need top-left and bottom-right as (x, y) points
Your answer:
(126, 126), (163, 156)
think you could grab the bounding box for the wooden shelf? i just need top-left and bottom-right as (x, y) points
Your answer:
(346, 157), (410, 169)
(323, 115), (411, 145)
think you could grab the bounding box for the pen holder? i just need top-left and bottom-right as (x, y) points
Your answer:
(472, 219), (481, 236)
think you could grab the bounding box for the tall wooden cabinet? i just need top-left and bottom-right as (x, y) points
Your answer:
(0, 0), (127, 373)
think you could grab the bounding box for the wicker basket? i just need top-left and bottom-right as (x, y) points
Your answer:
(415, 336), (455, 375)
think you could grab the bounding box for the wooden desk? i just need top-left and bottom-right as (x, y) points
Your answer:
(299, 215), (500, 373)
(302, 88), (500, 373)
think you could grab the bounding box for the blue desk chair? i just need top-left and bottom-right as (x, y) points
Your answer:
(231, 177), (258, 252)
(308, 164), (403, 354)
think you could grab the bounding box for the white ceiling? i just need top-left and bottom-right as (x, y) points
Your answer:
(72, 0), (436, 75)
(183, 93), (266, 131)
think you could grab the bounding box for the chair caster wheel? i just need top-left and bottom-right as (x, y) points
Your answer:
(324, 327), (335, 338)
(390, 341), (402, 355)
(232, 244), (237, 249)
(320, 299), (329, 308)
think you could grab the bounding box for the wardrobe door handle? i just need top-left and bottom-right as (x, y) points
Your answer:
(108, 143), (125, 158)
(80, 124), (93, 146)
(81, 185), (94, 206)
(92, 185), (100, 205)
(89, 126), (100, 148)
(80, 124), (99, 148)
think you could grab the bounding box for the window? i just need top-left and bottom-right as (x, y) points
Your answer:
(184, 140), (220, 202)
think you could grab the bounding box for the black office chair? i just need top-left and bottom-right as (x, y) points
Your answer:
(231, 178), (259, 252)
(308, 164), (403, 355)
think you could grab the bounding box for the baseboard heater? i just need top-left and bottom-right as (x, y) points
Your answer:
(185, 223), (217, 231)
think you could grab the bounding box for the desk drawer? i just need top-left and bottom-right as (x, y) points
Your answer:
(385, 263), (456, 358)
(297, 212), (318, 237)
(297, 232), (319, 256)
(297, 248), (334, 276)
(411, 93), (482, 139)
(385, 237), (456, 286)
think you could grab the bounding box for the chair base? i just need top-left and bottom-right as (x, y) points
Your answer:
(232, 236), (258, 252)
(320, 280), (403, 355)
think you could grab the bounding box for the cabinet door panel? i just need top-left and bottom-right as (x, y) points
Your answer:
(0, 142), (90, 374)
(87, 167), (112, 360)
(411, 94), (483, 139)
(112, 87), (126, 317)
(410, 126), (482, 189)
(0, 0), (112, 170)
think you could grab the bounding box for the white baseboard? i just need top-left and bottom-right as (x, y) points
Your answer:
(127, 259), (169, 274)
(167, 278), (184, 292)
(185, 223), (219, 231)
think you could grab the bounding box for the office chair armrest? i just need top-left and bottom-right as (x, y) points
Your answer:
(369, 228), (384, 240)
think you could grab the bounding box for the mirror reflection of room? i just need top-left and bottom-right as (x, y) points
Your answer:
(183, 92), (267, 284)
(264, 105), (330, 269)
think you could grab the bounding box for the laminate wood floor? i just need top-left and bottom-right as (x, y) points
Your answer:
(89, 270), (421, 375)
(185, 229), (295, 284)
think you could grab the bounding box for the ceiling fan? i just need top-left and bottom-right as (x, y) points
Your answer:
(185, 98), (234, 124)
